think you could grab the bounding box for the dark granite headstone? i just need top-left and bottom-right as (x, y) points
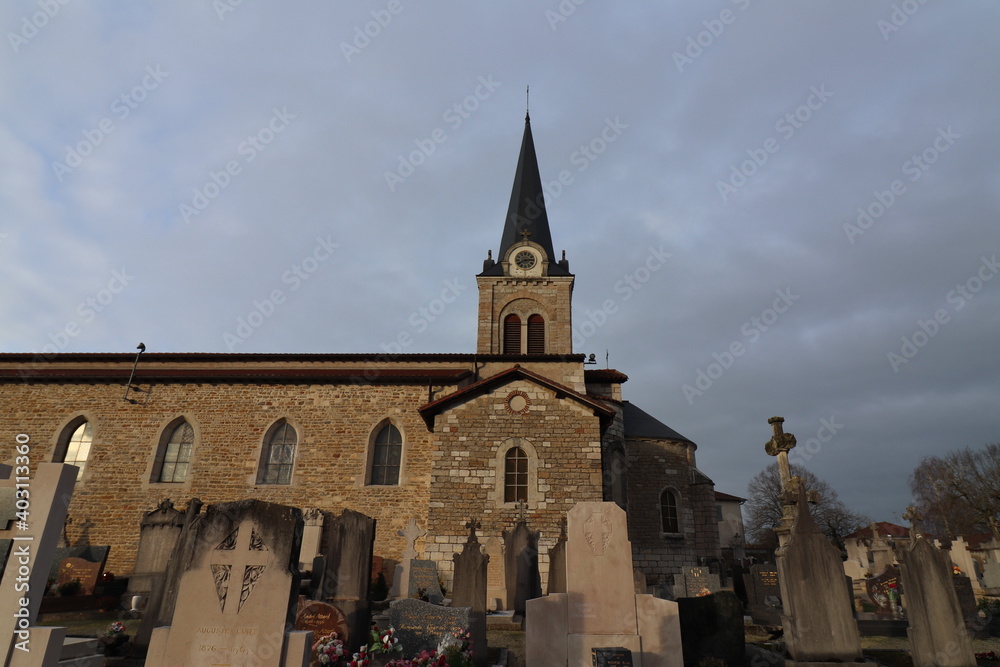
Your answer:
(952, 575), (979, 630)
(865, 565), (901, 615)
(388, 598), (472, 655)
(452, 523), (488, 666)
(409, 560), (444, 603)
(503, 520), (541, 615)
(747, 564), (782, 625)
(320, 508), (375, 650)
(47, 545), (110, 582)
(592, 646), (633, 666)
(55, 556), (104, 595)
(296, 600), (350, 666)
(677, 590), (745, 666)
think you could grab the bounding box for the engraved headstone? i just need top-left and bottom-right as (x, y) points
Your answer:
(408, 560), (444, 603)
(319, 508), (375, 649)
(677, 566), (719, 598)
(55, 556), (104, 595)
(390, 518), (426, 599)
(145, 499), (307, 667)
(484, 536), (506, 611)
(388, 598), (472, 656)
(47, 544), (110, 584)
(865, 565), (901, 615)
(504, 520), (541, 615)
(128, 499), (184, 596)
(452, 519), (488, 666)
(296, 600), (350, 667)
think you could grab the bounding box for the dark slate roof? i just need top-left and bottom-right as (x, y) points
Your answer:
(480, 115), (570, 277)
(715, 491), (746, 503)
(622, 400), (695, 444)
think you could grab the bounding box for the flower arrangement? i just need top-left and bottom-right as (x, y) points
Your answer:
(697, 587), (713, 597)
(313, 632), (347, 665)
(368, 625), (402, 655)
(953, 564), (963, 576)
(101, 621), (127, 638)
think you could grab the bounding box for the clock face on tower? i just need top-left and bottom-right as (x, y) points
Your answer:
(514, 250), (536, 270)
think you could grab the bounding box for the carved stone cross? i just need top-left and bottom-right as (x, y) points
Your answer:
(515, 499), (528, 522)
(764, 416), (797, 492)
(519, 228), (532, 240)
(210, 520), (270, 614)
(902, 505), (923, 540)
(398, 517), (426, 561)
(465, 518), (481, 543)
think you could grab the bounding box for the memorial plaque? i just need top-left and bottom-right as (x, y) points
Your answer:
(408, 559), (444, 602)
(56, 556), (104, 595)
(296, 601), (350, 667)
(592, 646), (633, 666)
(750, 565), (780, 606)
(47, 545), (110, 582)
(388, 598), (471, 655)
(865, 565), (901, 615)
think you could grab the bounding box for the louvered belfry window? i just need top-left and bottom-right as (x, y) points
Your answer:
(527, 314), (545, 354)
(503, 314), (522, 354)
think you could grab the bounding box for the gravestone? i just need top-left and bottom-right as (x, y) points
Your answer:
(47, 545), (111, 584)
(675, 565), (719, 598)
(388, 598), (472, 656)
(128, 499), (185, 596)
(865, 565), (902, 616)
(503, 519), (541, 615)
(145, 499), (309, 667)
(452, 519), (488, 666)
(548, 518), (568, 595)
(593, 646), (633, 666)
(676, 591), (745, 667)
(299, 508), (324, 571)
(134, 497), (203, 648)
(484, 536), (506, 611)
(949, 536), (982, 591)
(952, 576), (979, 630)
(296, 600), (350, 667)
(408, 560), (444, 602)
(868, 524), (895, 576)
(894, 509), (976, 667)
(319, 508), (375, 648)
(0, 461), (77, 667)
(55, 556), (104, 595)
(746, 564), (782, 625)
(775, 485), (865, 665)
(526, 502), (683, 667)
(390, 517), (426, 599)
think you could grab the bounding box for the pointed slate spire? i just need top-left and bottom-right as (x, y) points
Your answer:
(481, 114), (570, 276)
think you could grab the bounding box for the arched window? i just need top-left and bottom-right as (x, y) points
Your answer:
(152, 420), (194, 483)
(660, 488), (680, 533)
(55, 418), (92, 480)
(504, 447), (528, 502)
(503, 314), (522, 354)
(527, 314), (545, 354)
(370, 423), (402, 486)
(257, 420), (297, 485)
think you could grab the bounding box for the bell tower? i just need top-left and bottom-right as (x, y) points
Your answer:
(477, 114), (574, 355)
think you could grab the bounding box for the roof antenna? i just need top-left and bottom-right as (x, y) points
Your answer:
(123, 342), (145, 403)
(525, 85), (530, 121)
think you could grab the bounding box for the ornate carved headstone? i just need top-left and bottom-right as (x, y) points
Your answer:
(504, 519), (541, 615)
(128, 499), (185, 596)
(390, 517), (426, 599)
(145, 500), (308, 667)
(296, 600), (350, 667)
(865, 565), (902, 616)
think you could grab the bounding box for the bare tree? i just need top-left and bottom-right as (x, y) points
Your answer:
(910, 443), (1000, 540)
(744, 463), (869, 550)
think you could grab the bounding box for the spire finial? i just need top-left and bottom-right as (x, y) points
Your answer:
(525, 85), (530, 121)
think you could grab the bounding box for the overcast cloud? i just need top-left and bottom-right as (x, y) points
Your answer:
(2, 1), (998, 524)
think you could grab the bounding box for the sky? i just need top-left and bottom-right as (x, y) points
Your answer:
(1, 2), (998, 525)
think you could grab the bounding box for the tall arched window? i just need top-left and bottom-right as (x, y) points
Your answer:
(370, 423), (402, 485)
(152, 420), (194, 483)
(504, 447), (528, 502)
(660, 488), (680, 533)
(503, 314), (522, 354)
(257, 420), (297, 485)
(55, 418), (92, 480)
(527, 314), (545, 354)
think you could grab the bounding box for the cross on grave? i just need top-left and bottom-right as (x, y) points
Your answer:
(209, 519), (271, 615)
(515, 499), (528, 522)
(902, 506), (923, 540)
(466, 518), (481, 543)
(0, 487), (17, 531)
(764, 416), (797, 491)
(398, 518), (427, 561)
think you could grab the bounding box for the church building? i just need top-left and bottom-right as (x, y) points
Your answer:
(0, 114), (721, 591)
